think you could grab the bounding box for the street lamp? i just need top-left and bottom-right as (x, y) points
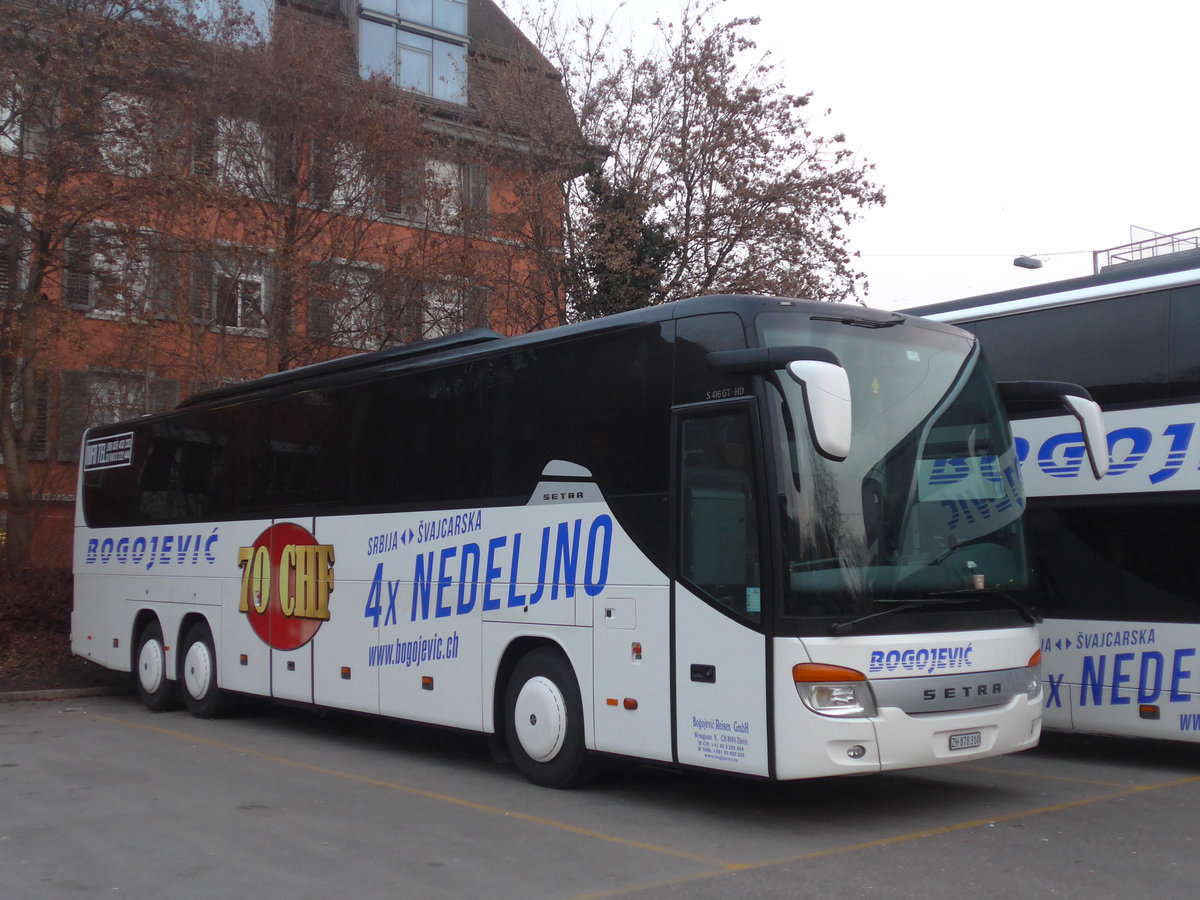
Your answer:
(1013, 255), (1043, 269)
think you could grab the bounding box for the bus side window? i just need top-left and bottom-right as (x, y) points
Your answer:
(679, 410), (761, 622)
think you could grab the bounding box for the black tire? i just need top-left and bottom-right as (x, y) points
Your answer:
(134, 620), (175, 711)
(179, 621), (236, 719)
(504, 647), (594, 788)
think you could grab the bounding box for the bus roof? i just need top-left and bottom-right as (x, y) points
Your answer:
(178, 327), (505, 408)
(175, 294), (911, 411)
(902, 254), (1200, 324)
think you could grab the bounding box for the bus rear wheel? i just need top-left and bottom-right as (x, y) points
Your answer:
(504, 648), (593, 788)
(179, 622), (235, 719)
(134, 620), (174, 711)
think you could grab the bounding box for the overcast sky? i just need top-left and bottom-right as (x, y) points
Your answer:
(500, 0), (1200, 309)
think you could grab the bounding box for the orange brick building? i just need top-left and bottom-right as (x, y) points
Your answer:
(0, 0), (583, 568)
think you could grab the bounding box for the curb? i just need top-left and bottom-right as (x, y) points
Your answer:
(0, 685), (131, 704)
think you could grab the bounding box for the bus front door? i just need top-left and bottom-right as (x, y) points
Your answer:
(673, 405), (771, 776)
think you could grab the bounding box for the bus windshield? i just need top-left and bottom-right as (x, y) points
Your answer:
(758, 312), (1028, 626)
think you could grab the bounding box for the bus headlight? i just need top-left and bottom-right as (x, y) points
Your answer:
(1024, 649), (1042, 700)
(793, 663), (878, 718)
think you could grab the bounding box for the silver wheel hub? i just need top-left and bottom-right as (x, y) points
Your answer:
(513, 676), (567, 762)
(138, 637), (164, 695)
(182, 638), (213, 701)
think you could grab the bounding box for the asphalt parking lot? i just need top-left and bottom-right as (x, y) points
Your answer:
(2, 694), (1198, 899)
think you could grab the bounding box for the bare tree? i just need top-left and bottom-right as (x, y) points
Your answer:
(516, 0), (886, 315)
(456, 3), (597, 332)
(0, 3), (460, 570)
(187, 9), (457, 371)
(0, 0), (199, 570)
(0, 0), (592, 571)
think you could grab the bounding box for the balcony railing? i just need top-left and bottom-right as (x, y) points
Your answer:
(1094, 226), (1200, 272)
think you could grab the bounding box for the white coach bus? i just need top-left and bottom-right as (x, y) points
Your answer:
(906, 254), (1200, 743)
(71, 295), (1101, 785)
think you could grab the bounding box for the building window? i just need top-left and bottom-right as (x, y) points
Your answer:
(462, 161), (490, 233)
(410, 279), (488, 339)
(385, 0), (467, 32)
(377, 159), (488, 232)
(191, 252), (271, 330)
(358, 1), (468, 105)
(65, 229), (145, 316)
(0, 224), (17, 304)
(1, 82), (45, 158)
(172, 0), (274, 36)
(57, 370), (178, 462)
(362, 1), (468, 36)
(1, 87), (22, 157)
(63, 227), (178, 317)
(194, 116), (273, 194)
(99, 93), (154, 177)
(378, 160), (424, 222)
(214, 259), (267, 329)
(421, 280), (464, 338)
(310, 139), (372, 213)
(309, 263), (389, 348)
(90, 373), (146, 429)
(309, 267), (488, 349)
(425, 159), (461, 226)
(0, 371), (49, 463)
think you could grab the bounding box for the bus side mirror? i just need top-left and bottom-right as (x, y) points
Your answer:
(998, 381), (1109, 479)
(786, 359), (852, 461)
(1060, 393), (1108, 479)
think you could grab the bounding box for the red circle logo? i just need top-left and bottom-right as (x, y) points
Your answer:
(238, 523), (335, 651)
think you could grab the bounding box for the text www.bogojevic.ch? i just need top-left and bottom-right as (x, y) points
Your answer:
(367, 632), (461, 668)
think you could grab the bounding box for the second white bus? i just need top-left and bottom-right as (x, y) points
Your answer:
(907, 256), (1200, 743)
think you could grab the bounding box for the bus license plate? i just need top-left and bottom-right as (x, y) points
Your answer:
(949, 731), (982, 751)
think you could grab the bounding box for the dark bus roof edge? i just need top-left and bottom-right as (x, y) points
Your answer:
(172, 295), (927, 413)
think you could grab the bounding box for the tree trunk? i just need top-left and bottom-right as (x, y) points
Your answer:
(1, 451), (33, 574)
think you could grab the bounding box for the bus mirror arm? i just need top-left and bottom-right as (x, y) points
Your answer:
(706, 347), (852, 460)
(998, 381), (1109, 479)
(706, 345), (841, 373)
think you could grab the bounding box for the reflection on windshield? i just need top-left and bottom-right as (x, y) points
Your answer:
(758, 313), (1028, 621)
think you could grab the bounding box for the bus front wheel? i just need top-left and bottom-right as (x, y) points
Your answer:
(179, 622), (235, 719)
(504, 648), (593, 788)
(134, 620), (174, 711)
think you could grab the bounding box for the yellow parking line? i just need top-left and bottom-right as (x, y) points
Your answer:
(568, 774), (1200, 898)
(87, 712), (736, 870)
(958, 761), (1136, 788)
(565, 870), (732, 900)
(87, 711), (1200, 900)
(755, 779), (1200, 867)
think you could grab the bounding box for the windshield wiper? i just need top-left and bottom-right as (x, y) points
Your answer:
(927, 589), (1039, 624)
(830, 602), (919, 636)
(907, 589), (1040, 625)
(810, 313), (904, 329)
(830, 596), (978, 636)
